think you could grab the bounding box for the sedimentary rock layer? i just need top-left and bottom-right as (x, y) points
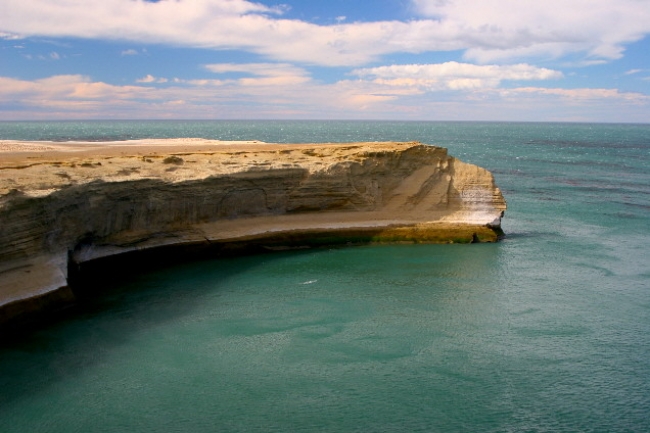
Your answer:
(0, 140), (506, 328)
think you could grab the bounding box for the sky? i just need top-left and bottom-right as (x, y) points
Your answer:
(1, 0), (649, 122)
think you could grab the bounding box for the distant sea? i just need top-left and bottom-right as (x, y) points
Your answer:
(1, 121), (649, 432)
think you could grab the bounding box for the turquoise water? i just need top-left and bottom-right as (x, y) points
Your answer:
(1, 121), (649, 432)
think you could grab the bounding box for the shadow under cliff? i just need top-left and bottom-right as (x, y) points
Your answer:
(0, 248), (296, 406)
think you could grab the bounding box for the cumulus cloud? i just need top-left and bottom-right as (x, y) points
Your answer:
(0, 31), (22, 40)
(205, 63), (308, 77)
(0, 0), (405, 66)
(2, 71), (646, 122)
(352, 62), (563, 91)
(0, 75), (155, 105)
(411, 0), (650, 63)
(203, 63), (311, 86)
(504, 87), (649, 102)
(136, 74), (168, 83)
(1, 0), (648, 66)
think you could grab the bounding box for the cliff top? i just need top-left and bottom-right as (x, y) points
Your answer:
(0, 139), (431, 197)
(0, 139), (424, 163)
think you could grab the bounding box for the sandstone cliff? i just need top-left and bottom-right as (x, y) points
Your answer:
(0, 140), (506, 328)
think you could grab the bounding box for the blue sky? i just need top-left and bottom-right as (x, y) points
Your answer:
(1, 0), (649, 122)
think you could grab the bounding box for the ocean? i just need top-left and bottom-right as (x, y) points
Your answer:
(1, 121), (649, 432)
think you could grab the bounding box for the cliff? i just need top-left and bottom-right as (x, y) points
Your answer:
(0, 139), (506, 328)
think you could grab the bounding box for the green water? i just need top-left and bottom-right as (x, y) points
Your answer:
(1, 121), (649, 432)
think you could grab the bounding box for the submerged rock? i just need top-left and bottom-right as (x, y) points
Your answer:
(0, 139), (506, 329)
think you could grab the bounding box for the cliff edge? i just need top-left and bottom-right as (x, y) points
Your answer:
(0, 140), (506, 328)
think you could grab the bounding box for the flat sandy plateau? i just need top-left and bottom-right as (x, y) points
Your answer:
(0, 138), (397, 161)
(0, 138), (279, 162)
(0, 139), (427, 197)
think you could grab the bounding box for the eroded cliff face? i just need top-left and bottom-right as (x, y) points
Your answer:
(0, 140), (506, 327)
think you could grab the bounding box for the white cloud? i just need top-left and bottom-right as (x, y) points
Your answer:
(0, 31), (22, 40)
(625, 69), (642, 75)
(561, 60), (610, 68)
(121, 49), (139, 56)
(136, 74), (168, 83)
(503, 87), (649, 102)
(1, 0), (648, 66)
(1, 72), (647, 122)
(203, 63), (311, 86)
(0, 75), (155, 102)
(352, 62), (563, 91)
(411, 0), (650, 63)
(205, 63), (308, 78)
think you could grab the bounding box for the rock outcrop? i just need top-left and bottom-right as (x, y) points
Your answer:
(0, 140), (506, 328)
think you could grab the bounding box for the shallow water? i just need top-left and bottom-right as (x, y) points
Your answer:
(1, 121), (649, 432)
